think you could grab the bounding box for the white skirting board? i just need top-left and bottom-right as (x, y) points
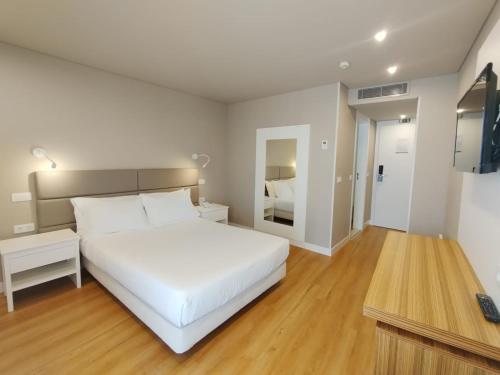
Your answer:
(331, 235), (350, 255)
(229, 222), (354, 258)
(289, 240), (332, 256)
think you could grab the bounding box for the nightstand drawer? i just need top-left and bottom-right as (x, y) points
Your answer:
(8, 243), (77, 273)
(202, 209), (228, 222)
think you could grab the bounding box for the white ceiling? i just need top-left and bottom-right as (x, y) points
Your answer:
(354, 98), (418, 121)
(0, 0), (494, 103)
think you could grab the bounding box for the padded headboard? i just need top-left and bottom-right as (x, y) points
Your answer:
(265, 166), (296, 180)
(35, 168), (199, 233)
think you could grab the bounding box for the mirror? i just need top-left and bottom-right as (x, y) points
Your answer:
(254, 125), (309, 242)
(264, 139), (297, 226)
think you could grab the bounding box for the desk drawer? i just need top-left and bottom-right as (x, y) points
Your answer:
(9, 244), (77, 274)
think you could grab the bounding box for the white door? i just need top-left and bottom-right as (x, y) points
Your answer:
(371, 120), (414, 231)
(352, 121), (369, 231)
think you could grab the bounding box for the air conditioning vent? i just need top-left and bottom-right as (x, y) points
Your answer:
(358, 82), (409, 100)
(399, 117), (411, 124)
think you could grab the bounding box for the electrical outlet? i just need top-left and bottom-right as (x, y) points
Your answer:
(13, 223), (35, 234)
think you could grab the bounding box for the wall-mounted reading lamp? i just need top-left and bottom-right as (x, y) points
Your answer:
(32, 147), (57, 169)
(192, 153), (210, 168)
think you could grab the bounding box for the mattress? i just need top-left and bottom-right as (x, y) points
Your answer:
(273, 198), (294, 213)
(80, 218), (289, 328)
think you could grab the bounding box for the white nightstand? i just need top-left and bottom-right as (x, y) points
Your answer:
(197, 203), (229, 224)
(264, 197), (275, 221)
(0, 229), (81, 312)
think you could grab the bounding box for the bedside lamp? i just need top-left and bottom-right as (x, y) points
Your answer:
(192, 153), (210, 168)
(32, 147), (57, 169)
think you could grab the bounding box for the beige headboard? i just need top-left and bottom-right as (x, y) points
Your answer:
(265, 166), (295, 180)
(35, 168), (199, 233)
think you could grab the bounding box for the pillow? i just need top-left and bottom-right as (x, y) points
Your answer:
(287, 178), (295, 192)
(140, 188), (200, 227)
(272, 179), (294, 200)
(265, 181), (276, 198)
(71, 195), (149, 238)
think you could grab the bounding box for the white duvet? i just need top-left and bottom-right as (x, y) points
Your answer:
(81, 218), (289, 328)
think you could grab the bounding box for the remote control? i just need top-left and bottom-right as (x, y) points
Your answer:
(476, 294), (500, 323)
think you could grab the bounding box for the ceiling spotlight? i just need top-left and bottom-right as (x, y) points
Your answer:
(374, 30), (387, 42)
(457, 108), (465, 114)
(387, 65), (398, 75)
(400, 114), (407, 119)
(339, 61), (351, 70)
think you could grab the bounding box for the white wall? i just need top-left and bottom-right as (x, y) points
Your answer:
(449, 1), (500, 306)
(226, 84), (339, 249)
(331, 84), (356, 247)
(349, 74), (458, 237)
(0, 42), (228, 240)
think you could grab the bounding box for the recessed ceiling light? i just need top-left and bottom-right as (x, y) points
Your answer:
(400, 114), (407, 119)
(339, 61), (351, 70)
(387, 65), (398, 75)
(374, 30), (387, 42)
(457, 108), (465, 113)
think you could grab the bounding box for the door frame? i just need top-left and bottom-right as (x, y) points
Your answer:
(351, 113), (370, 234)
(369, 108), (419, 233)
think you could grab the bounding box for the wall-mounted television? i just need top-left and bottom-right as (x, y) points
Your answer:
(454, 63), (500, 174)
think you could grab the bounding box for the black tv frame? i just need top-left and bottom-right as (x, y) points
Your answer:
(455, 62), (500, 174)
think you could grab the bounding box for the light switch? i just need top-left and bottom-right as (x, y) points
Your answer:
(13, 223), (35, 234)
(198, 179), (206, 185)
(348, 175), (353, 181)
(11, 192), (32, 202)
(336, 176), (342, 183)
(321, 140), (328, 150)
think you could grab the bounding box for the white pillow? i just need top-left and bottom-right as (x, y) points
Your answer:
(71, 195), (149, 238)
(265, 181), (276, 198)
(140, 189), (200, 227)
(272, 179), (294, 200)
(287, 178), (295, 192)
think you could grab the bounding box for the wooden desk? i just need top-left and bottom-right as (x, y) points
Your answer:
(364, 232), (500, 374)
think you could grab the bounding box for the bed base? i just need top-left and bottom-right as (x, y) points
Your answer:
(83, 258), (285, 353)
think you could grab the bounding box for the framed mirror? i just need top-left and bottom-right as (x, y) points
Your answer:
(254, 125), (310, 242)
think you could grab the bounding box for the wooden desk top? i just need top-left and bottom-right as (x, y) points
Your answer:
(364, 231), (500, 361)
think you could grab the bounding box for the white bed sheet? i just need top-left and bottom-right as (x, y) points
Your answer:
(273, 198), (294, 213)
(80, 218), (289, 328)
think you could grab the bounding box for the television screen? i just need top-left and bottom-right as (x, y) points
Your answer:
(454, 63), (499, 174)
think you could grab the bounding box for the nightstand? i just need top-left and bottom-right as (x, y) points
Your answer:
(197, 203), (229, 224)
(0, 229), (80, 312)
(264, 197), (275, 221)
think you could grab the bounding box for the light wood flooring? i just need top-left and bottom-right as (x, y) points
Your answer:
(0, 226), (388, 374)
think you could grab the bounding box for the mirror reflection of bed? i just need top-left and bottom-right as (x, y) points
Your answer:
(264, 139), (297, 227)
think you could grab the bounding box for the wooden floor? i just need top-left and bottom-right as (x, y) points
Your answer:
(0, 226), (388, 374)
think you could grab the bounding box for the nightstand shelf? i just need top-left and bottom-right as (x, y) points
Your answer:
(11, 259), (77, 292)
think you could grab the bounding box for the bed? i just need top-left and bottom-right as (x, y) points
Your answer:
(265, 166), (296, 221)
(34, 168), (289, 353)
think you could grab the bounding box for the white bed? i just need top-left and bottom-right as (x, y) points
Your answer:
(81, 218), (289, 353)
